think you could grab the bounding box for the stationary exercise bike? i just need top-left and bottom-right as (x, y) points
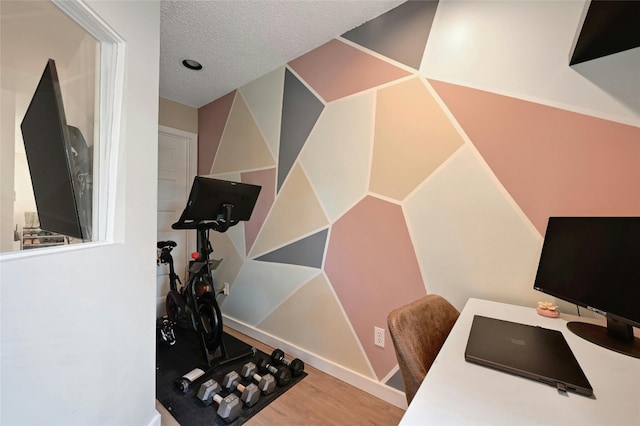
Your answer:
(157, 176), (261, 368)
(157, 226), (225, 364)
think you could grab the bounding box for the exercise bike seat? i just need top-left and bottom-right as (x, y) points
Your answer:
(157, 240), (177, 249)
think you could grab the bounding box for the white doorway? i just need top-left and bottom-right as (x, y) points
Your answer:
(156, 125), (197, 317)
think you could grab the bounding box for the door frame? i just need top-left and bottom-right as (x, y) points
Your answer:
(158, 124), (198, 276)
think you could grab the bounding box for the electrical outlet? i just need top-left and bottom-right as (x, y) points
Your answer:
(374, 326), (385, 348)
(223, 282), (230, 295)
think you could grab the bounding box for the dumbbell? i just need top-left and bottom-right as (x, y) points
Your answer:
(257, 356), (291, 386)
(222, 370), (260, 407)
(175, 368), (205, 393)
(196, 379), (241, 423)
(271, 349), (305, 376)
(240, 361), (277, 394)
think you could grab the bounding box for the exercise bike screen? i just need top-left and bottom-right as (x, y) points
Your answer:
(179, 176), (261, 224)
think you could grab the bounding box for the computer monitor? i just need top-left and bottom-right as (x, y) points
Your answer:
(533, 217), (640, 358)
(20, 59), (92, 240)
(172, 177), (261, 232)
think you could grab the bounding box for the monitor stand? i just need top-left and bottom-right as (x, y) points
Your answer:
(567, 320), (640, 359)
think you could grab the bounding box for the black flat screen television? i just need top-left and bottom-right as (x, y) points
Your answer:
(20, 59), (92, 240)
(172, 177), (261, 232)
(533, 217), (640, 358)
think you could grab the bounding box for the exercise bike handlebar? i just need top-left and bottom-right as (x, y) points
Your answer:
(171, 203), (236, 233)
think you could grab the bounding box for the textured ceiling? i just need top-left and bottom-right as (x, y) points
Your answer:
(159, 0), (405, 108)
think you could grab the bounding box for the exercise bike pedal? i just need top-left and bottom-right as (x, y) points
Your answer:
(158, 316), (176, 346)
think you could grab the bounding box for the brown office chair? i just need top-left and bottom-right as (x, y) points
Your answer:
(388, 294), (460, 404)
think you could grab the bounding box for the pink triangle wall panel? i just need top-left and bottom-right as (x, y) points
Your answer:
(198, 90), (236, 175)
(241, 168), (276, 255)
(289, 39), (411, 103)
(325, 195), (427, 380)
(430, 80), (640, 234)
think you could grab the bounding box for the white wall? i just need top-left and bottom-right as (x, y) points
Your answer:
(0, 1), (161, 425)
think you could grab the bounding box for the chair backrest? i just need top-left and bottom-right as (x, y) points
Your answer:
(387, 294), (460, 404)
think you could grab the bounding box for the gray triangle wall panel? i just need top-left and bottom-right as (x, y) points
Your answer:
(255, 229), (328, 268)
(385, 369), (405, 394)
(278, 69), (324, 191)
(341, 0), (438, 70)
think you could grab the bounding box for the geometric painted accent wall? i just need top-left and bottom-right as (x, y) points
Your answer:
(197, 0), (640, 400)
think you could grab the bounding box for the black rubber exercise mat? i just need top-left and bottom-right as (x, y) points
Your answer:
(156, 327), (306, 425)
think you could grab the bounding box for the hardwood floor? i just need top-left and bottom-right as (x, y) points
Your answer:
(157, 327), (406, 425)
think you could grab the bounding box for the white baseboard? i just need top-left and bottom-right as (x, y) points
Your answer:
(222, 315), (408, 410)
(148, 410), (162, 426)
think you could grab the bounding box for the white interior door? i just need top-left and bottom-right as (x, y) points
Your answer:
(157, 126), (197, 317)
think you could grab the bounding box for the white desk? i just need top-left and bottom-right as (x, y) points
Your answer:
(399, 298), (640, 425)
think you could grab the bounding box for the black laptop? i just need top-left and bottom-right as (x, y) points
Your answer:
(465, 315), (593, 396)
